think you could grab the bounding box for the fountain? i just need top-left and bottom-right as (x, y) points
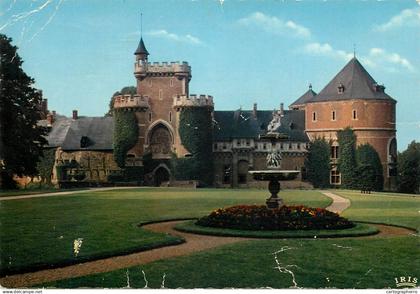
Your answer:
(249, 109), (300, 208)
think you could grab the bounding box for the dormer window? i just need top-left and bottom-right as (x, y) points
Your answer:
(338, 83), (345, 94)
(80, 136), (91, 148)
(374, 83), (385, 93)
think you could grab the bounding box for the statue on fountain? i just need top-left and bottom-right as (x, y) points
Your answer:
(248, 106), (300, 209)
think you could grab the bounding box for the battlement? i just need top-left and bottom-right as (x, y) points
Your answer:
(114, 94), (150, 109)
(173, 94), (214, 108)
(134, 61), (191, 76)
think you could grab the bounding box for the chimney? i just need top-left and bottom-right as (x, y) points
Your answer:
(52, 110), (56, 117)
(253, 103), (257, 118)
(280, 103), (284, 115)
(47, 113), (54, 126)
(72, 110), (78, 120)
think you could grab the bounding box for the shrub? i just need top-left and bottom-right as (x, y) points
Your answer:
(356, 144), (383, 191)
(305, 138), (330, 188)
(196, 205), (354, 231)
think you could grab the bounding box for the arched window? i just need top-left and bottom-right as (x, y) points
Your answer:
(149, 124), (172, 156)
(388, 138), (397, 177)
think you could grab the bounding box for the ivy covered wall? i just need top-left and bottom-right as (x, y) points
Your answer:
(173, 107), (214, 185)
(113, 110), (139, 168)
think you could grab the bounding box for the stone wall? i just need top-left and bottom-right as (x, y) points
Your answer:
(53, 148), (120, 184)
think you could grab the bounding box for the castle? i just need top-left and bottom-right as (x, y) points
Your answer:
(39, 36), (397, 190)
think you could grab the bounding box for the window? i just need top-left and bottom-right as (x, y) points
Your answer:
(263, 143), (267, 150)
(170, 79), (174, 87)
(148, 112), (152, 122)
(223, 165), (231, 184)
(159, 89), (163, 100)
(246, 140), (250, 146)
(331, 110), (336, 121)
(169, 111), (172, 122)
(338, 83), (345, 94)
(330, 170), (341, 185)
(223, 144), (227, 150)
(352, 109), (357, 120)
(213, 143), (217, 150)
(312, 112), (317, 122)
(331, 145), (339, 159)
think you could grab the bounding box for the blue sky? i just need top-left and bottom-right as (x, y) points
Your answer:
(1, 0), (419, 150)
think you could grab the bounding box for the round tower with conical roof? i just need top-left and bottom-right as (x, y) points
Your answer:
(304, 57), (397, 190)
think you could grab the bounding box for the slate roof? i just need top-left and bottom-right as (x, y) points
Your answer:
(290, 86), (317, 107)
(213, 109), (308, 142)
(43, 117), (114, 150)
(135, 37), (149, 56)
(312, 57), (395, 102)
(42, 109), (308, 151)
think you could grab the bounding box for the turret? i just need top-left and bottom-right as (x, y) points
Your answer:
(134, 37), (149, 62)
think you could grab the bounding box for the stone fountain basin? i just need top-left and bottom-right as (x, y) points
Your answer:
(249, 170), (300, 181)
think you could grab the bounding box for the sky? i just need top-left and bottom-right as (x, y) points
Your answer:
(1, 0), (419, 150)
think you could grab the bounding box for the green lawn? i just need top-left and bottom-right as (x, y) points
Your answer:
(0, 188), (329, 275)
(334, 190), (420, 230)
(39, 189), (420, 289)
(44, 236), (418, 289)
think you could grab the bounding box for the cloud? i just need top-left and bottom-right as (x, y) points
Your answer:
(146, 29), (203, 45)
(368, 48), (415, 72)
(303, 42), (353, 62)
(303, 42), (415, 73)
(374, 7), (420, 32)
(237, 12), (311, 39)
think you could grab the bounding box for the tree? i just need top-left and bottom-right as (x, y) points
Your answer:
(337, 127), (357, 189)
(356, 144), (383, 191)
(105, 86), (136, 116)
(305, 137), (330, 188)
(398, 141), (420, 194)
(0, 34), (48, 189)
(36, 148), (56, 185)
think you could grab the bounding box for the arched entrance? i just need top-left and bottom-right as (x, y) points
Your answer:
(153, 164), (170, 187)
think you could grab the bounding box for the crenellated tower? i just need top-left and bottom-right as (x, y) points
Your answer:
(113, 37), (213, 178)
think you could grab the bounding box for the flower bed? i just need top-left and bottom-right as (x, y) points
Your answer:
(196, 205), (354, 231)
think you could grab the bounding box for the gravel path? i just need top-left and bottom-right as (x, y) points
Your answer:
(322, 191), (351, 213)
(0, 187), (140, 201)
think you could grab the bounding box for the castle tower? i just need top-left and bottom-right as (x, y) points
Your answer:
(113, 37), (214, 166)
(304, 57), (397, 189)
